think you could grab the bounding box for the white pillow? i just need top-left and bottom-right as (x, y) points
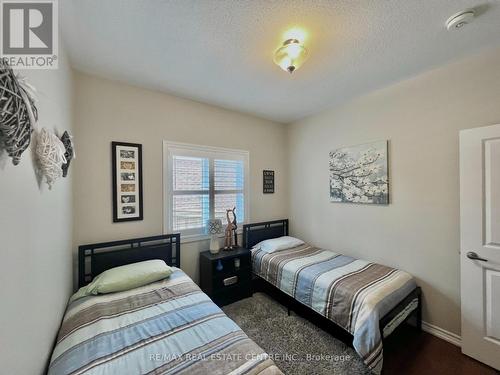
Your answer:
(253, 236), (305, 253)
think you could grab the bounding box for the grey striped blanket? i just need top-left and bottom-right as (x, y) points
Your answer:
(252, 244), (416, 374)
(49, 268), (282, 375)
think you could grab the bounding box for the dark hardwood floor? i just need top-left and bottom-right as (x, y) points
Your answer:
(384, 324), (498, 375)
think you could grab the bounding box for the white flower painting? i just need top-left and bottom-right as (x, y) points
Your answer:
(329, 140), (389, 204)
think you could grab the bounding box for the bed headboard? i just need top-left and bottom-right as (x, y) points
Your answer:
(78, 234), (180, 288)
(242, 219), (289, 249)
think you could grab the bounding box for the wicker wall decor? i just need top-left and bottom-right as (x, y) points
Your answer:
(35, 128), (67, 189)
(60, 131), (75, 177)
(0, 61), (38, 165)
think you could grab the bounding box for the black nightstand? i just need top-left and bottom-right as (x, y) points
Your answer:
(199, 248), (252, 306)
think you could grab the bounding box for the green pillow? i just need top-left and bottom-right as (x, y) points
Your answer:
(70, 260), (173, 303)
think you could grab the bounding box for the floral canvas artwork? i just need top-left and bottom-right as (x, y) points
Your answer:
(329, 140), (389, 204)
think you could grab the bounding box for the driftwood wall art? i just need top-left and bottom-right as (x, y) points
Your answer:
(0, 60), (38, 165)
(60, 131), (75, 177)
(35, 128), (67, 189)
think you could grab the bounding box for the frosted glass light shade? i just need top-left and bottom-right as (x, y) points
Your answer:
(273, 39), (308, 73)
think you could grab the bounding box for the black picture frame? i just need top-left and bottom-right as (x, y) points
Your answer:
(263, 170), (275, 194)
(112, 142), (144, 222)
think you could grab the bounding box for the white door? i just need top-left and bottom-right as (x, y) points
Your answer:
(460, 124), (500, 370)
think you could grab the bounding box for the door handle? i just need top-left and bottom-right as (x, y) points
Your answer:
(466, 251), (488, 262)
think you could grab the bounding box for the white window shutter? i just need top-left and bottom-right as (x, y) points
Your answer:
(164, 142), (249, 239)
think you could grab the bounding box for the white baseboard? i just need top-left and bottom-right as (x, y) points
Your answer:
(422, 321), (461, 347)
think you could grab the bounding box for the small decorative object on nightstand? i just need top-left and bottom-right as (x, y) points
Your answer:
(216, 259), (223, 272)
(224, 207), (237, 250)
(207, 219), (223, 254)
(199, 247), (252, 306)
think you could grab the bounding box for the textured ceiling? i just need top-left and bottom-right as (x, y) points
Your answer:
(61, 0), (500, 123)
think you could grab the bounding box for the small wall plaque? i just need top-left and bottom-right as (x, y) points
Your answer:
(263, 170), (275, 194)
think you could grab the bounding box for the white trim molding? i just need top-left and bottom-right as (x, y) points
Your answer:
(422, 321), (461, 347)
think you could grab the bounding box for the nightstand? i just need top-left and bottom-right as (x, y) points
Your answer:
(199, 248), (252, 306)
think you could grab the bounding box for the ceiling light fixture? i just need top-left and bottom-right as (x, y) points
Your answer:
(273, 38), (308, 74)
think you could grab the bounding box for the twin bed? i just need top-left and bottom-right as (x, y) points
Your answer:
(49, 235), (281, 375)
(49, 220), (421, 375)
(243, 219), (421, 374)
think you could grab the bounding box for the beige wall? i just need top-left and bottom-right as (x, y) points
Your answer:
(69, 46), (500, 338)
(73, 72), (288, 285)
(0, 51), (74, 373)
(287, 47), (500, 335)
(0, 27), (497, 375)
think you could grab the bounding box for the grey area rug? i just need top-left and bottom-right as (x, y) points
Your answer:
(222, 293), (371, 375)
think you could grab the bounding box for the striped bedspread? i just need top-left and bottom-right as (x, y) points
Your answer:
(252, 244), (416, 374)
(49, 268), (281, 375)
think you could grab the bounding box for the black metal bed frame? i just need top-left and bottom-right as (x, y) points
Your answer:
(242, 219), (422, 345)
(243, 219), (290, 249)
(78, 234), (180, 288)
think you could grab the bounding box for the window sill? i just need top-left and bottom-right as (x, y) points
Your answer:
(176, 229), (244, 244)
(181, 234), (210, 244)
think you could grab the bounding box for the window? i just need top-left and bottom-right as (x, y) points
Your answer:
(163, 142), (249, 240)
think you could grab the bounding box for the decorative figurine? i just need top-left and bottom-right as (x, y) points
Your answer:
(224, 207), (237, 250)
(233, 209), (238, 248)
